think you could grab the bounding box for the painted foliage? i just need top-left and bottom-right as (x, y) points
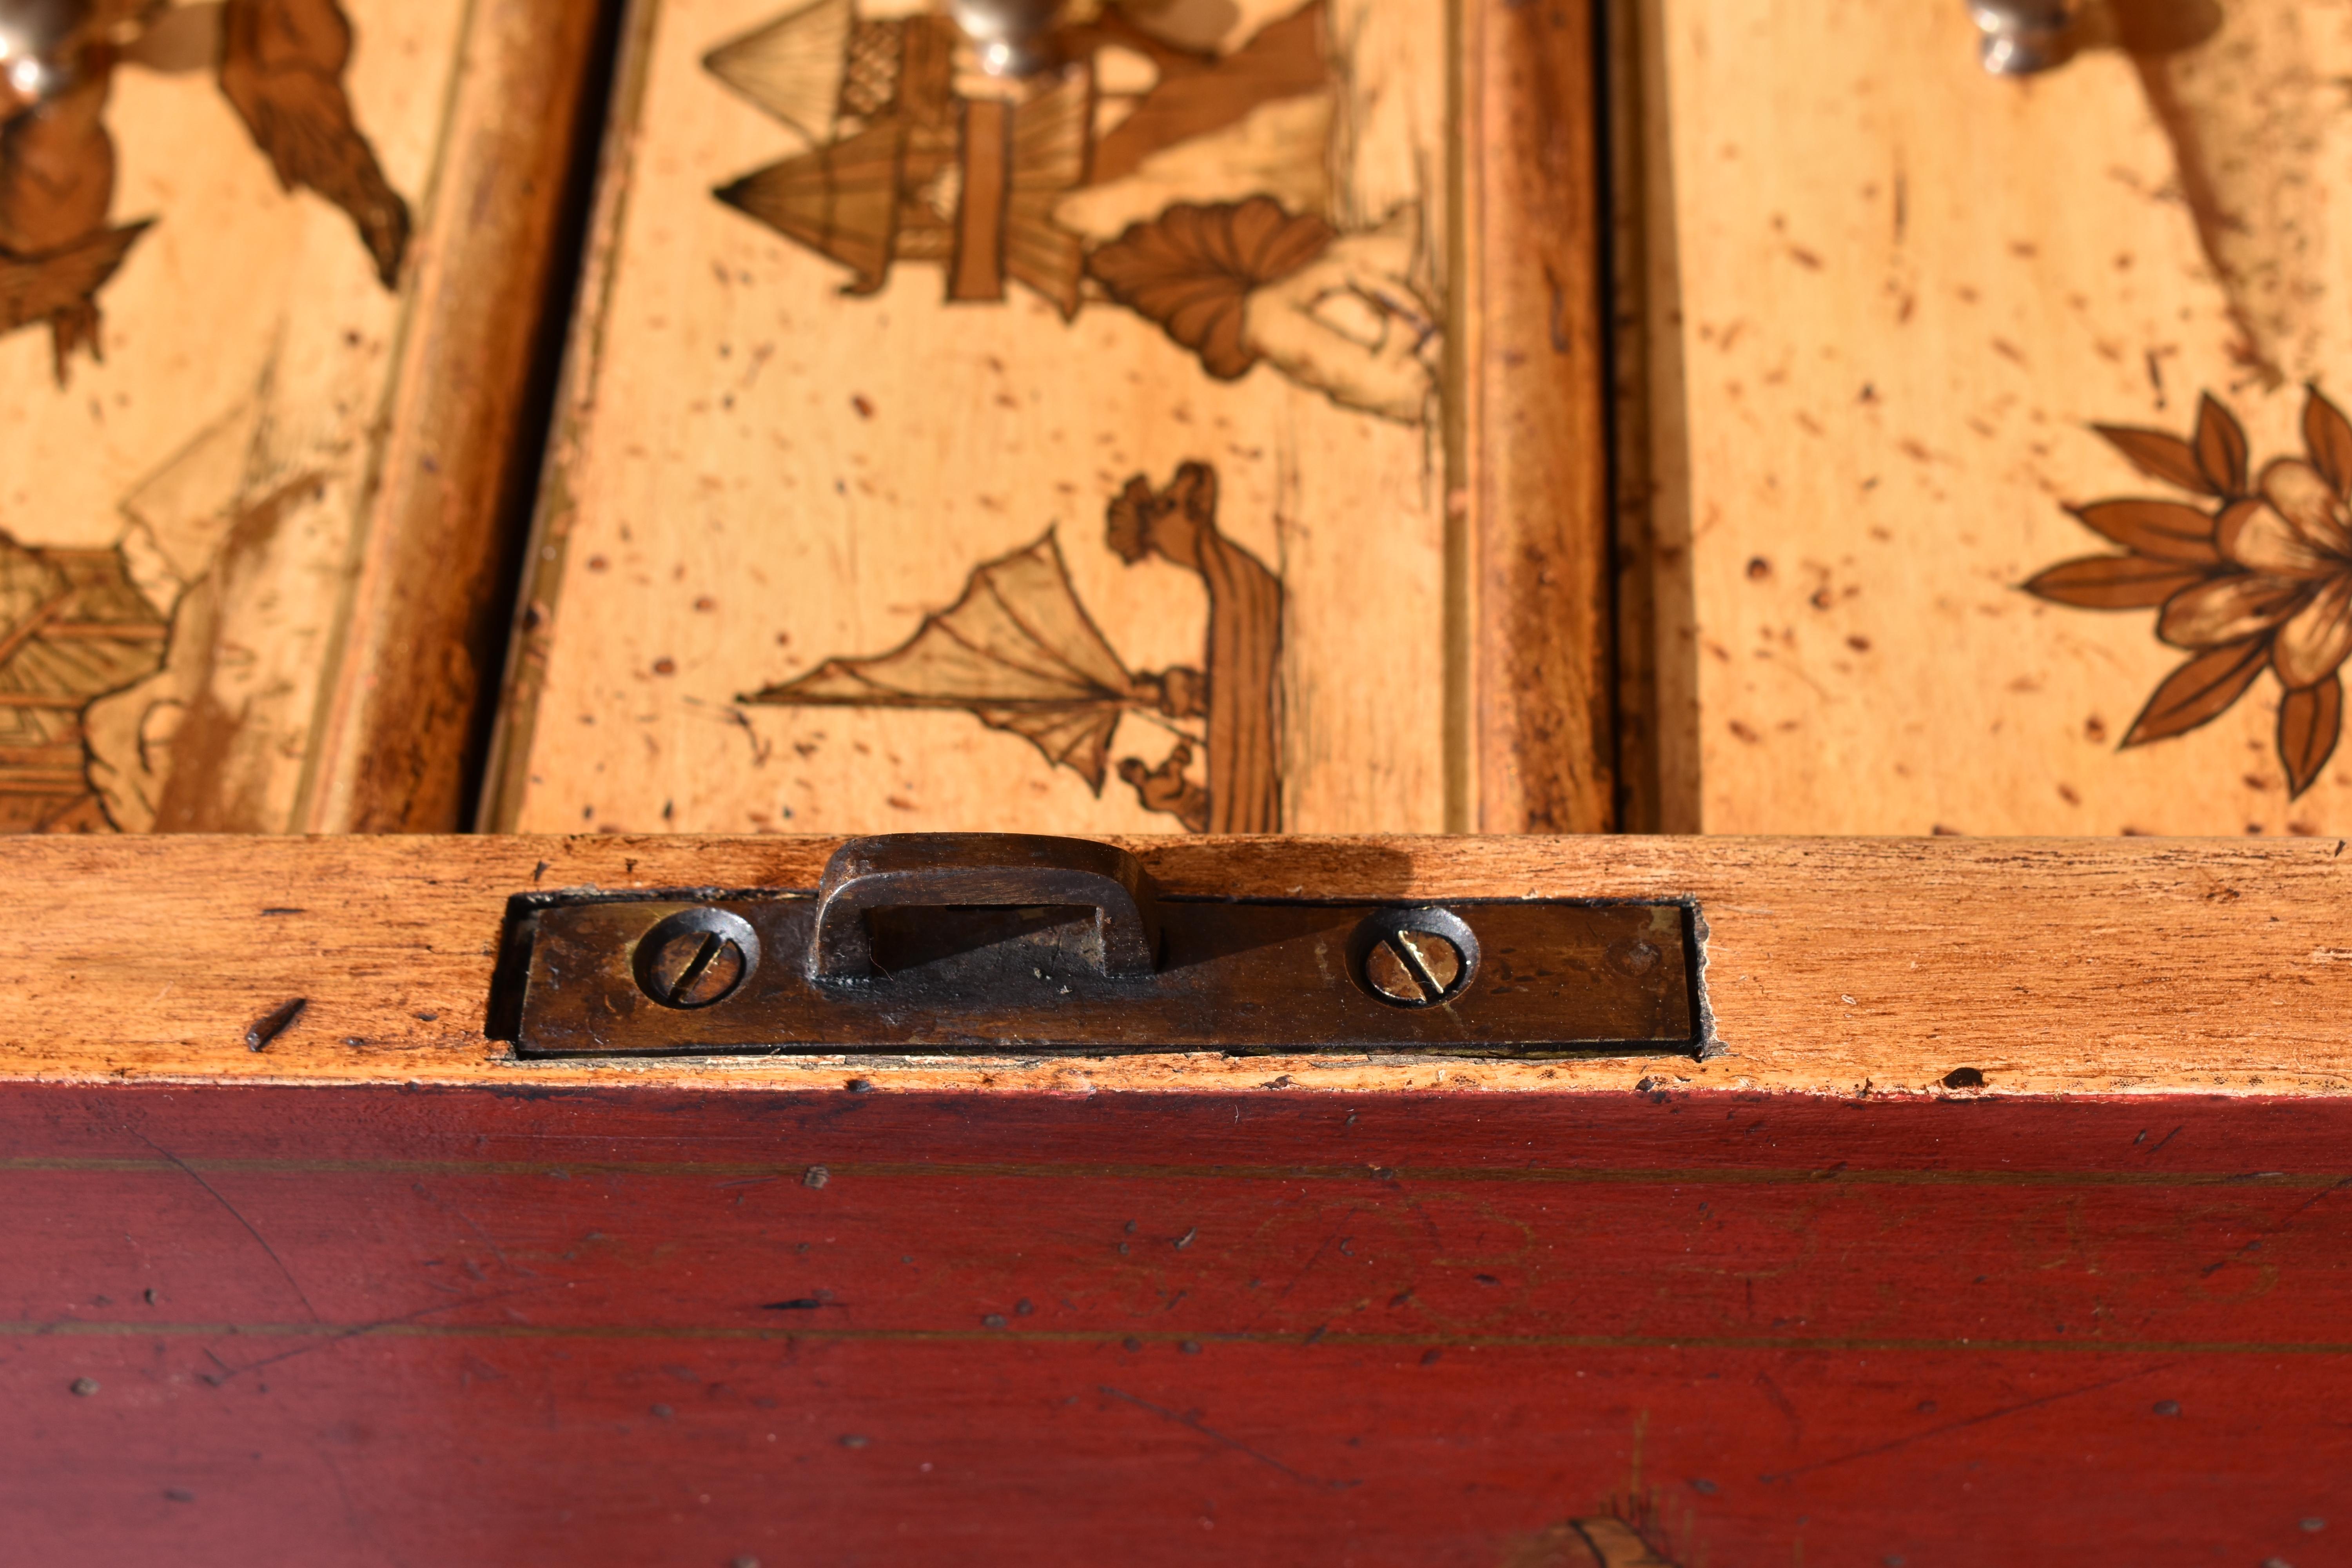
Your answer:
(2013, 3), (2352, 803)
(2027, 389), (2352, 799)
(0, 0), (432, 833)
(704, 0), (1441, 423)
(0, 532), (163, 829)
(0, 367), (330, 830)
(0, 0), (407, 379)
(1644, 0), (2352, 833)
(659, 0), (1445, 833)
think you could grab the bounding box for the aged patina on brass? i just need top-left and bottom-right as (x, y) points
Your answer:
(499, 835), (1702, 1060)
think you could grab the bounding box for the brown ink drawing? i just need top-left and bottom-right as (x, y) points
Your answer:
(0, 0), (408, 382)
(2026, 388), (2352, 798)
(0, 0), (413, 833)
(745, 461), (1282, 831)
(0, 358), (342, 832)
(0, 532), (165, 830)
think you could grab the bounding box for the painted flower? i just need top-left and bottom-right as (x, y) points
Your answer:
(2025, 388), (2352, 797)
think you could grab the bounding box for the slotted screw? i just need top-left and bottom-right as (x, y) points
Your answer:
(641, 926), (748, 1009)
(1360, 924), (1466, 1007)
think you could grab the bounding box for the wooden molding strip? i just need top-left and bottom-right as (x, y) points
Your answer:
(1461, 0), (1615, 833)
(296, 0), (609, 831)
(476, 0), (664, 837)
(2, 834), (2346, 1095)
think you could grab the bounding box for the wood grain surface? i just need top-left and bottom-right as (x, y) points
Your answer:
(4, 832), (2350, 1094)
(294, 0), (609, 831)
(0, 0), (602, 835)
(485, 0), (1614, 840)
(1461, 0), (1613, 833)
(1634, 0), (2352, 834)
(6, 1081), (2348, 1564)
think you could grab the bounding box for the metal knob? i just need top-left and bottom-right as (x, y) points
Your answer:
(948, 0), (1064, 77)
(0, 0), (96, 103)
(1969, 0), (2082, 75)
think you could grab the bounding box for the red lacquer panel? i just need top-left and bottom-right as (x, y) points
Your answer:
(4, 1085), (2347, 1564)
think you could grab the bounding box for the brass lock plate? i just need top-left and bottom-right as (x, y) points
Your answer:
(495, 835), (1702, 1061)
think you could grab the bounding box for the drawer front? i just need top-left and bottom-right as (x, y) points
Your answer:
(7, 1078), (2349, 1567)
(486, 0), (1610, 837)
(4, 830), (2349, 1564)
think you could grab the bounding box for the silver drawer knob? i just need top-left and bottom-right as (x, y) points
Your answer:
(1969, 0), (2082, 75)
(948, 0), (1065, 76)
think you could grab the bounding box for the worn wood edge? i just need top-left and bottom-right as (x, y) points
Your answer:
(1628, 0), (1700, 833)
(475, 0), (664, 834)
(289, 0), (608, 832)
(1463, 0), (1615, 833)
(4, 833), (2350, 1096)
(1441, 0), (1473, 832)
(1602, 0), (1657, 832)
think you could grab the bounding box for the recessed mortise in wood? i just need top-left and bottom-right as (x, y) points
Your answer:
(18, 832), (2352, 1095)
(500, 834), (1703, 1060)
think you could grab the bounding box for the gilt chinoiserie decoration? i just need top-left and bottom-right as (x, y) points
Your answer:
(0, 0), (408, 383)
(702, 0), (1438, 423)
(746, 463), (1281, 832)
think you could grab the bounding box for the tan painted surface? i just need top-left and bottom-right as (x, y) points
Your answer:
(0, 0), (597, 833)
(3, 833), (2347, 1096)
(488, 0), (1614, 837)
(1641, 0), (2352, 835)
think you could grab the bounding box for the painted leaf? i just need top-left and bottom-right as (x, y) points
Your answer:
(2278, 674), (2343, 799)
(0, 537), (168, 831)
(2193, 393), (2250, 495)
(1088, 198), (1334, 380)
(2094, 424), (2214, 495)
(218, 0), (411, 288)
(2158, 572), (2308, 650)
(2022, 555), (2207, 610)
(2304, 386), (2352, 499)
(2122, 637), (2270, 748)
(2066, 500), (2221, 565)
